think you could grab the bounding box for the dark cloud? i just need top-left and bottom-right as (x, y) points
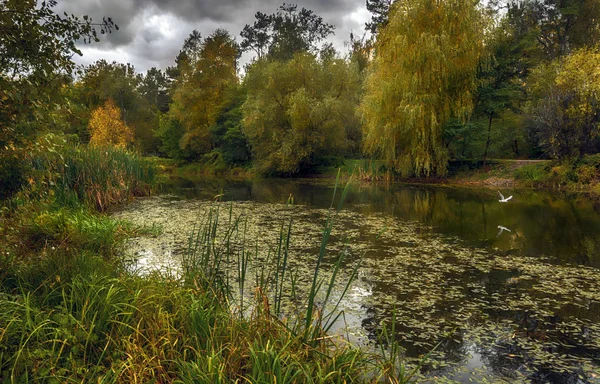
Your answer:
(55, 0), (370, 73)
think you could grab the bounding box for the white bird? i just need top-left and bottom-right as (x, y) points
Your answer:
(497, 190), (513, 203)
(497, 225), (511, 237)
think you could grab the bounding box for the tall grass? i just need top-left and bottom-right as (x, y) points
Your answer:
(29, 134), (156, 211)
(1, 157), (418, 382)
(0, 213), (373, 382)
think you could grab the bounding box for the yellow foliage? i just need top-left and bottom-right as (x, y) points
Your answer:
(170, 29), (239, 156)
(360, 0), (485, 177)
(88, 99), (134, 148)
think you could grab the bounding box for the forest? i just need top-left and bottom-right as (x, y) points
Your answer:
(3, 0), (600, 189)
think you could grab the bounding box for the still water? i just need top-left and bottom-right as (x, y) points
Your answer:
(113, 177), (600, 383)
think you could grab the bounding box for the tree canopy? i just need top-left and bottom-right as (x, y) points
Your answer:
(169, 29), (240, 157)
(240, 3), (335, 61)
(242, 52), (361, 175)
(360, 0), (486, 177)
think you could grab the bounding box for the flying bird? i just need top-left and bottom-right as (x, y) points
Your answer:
(497, 190), (513, 203)
(497, 225), (511, 237)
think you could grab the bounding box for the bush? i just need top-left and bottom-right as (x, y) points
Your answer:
(514, 163), (550, 186)
(0, 156), (28, 200)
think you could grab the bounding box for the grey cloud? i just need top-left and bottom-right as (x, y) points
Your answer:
(57, 0), (369, 73)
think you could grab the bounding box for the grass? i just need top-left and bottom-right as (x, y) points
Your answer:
(27, 134), (156, 211)
(0, 210), (387, 382)
(1, 142), (417, 383)
(514, 154), (600, 191)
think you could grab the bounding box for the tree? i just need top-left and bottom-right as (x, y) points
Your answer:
(153, 115), (191, 161)
(360, 0), (485, 177)
(209, 87), (251, 166)
(506, 0), (600, 60)
(88, 99), (134, 148)
(0, 0), (116, 143)
(169, 29), (239, 157)
(138, 67), (171, 114)
(526, 48), (600, 159)
(240, 4), (335, 61)
(365, 0), (394, 34)
(242, 52), (361, 175)
(0, 0), (116, 199)
(74, 60), (159, 153)
(475, 19), (528, 165)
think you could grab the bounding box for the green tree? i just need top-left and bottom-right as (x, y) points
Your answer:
(139, 67), (171, 114)
(476, 19), (528, 164)
(365, 0), (394, 34)
(169, 29), (239, 157)
(507, 0), (600, 60)
(240, 4), (335, 61)
(0, 0), (115, 198)
(0, 0), (116, 145)
(360, 0), (485, 177)
(242, 52), (361, 175)
(154, 115), (191, 161)
(209, 87), (251, 166)
(526, 48), (600, 159)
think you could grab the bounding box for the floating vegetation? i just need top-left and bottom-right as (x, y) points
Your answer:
(113, 191), (600, 383)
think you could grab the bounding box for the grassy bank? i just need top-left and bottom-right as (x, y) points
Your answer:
(322, 157), (600, 194)
(0, 140), (410, 383)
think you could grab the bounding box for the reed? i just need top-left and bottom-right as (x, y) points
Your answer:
(29, 136), (156, 211)
(1, 158), (420, 382)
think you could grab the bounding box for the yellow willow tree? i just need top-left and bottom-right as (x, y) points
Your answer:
(360, 0), (485, 177)
(88, 98), (134, 148)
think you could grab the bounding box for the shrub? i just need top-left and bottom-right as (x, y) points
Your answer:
(0, 156), (28, 200)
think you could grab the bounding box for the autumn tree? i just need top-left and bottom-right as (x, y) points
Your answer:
(242, 52), (361, 175)
(169, 29), (240, 157)
(88, 99), (134, 148)
(360, 0), (485, 177)
(526, 48), (600, 159)
(0, 0), (116, 198)
(73, 60), (159, 152)
(240, 4), (334, 61)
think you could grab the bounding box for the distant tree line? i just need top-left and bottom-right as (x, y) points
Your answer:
(2, 0), (600, 185)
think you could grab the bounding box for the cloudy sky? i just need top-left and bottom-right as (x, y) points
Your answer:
(55, 0), (372, 75)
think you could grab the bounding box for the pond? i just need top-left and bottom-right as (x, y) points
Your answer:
(112, 177), (600, 383)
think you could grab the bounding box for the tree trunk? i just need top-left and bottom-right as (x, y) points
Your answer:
(483, 113), (493, 168)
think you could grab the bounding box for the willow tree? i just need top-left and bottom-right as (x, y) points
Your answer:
(360, 0), (485, 177)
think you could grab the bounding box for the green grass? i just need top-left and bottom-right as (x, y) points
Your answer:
(27, 134), (156, 211)
(21, 207), (159, 256)
(514, 155), (600, 190)
(1, 143), (416, 383)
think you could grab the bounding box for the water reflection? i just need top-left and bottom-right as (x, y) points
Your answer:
(164, 177), (600, 268)
(135, 177), (600, 382)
